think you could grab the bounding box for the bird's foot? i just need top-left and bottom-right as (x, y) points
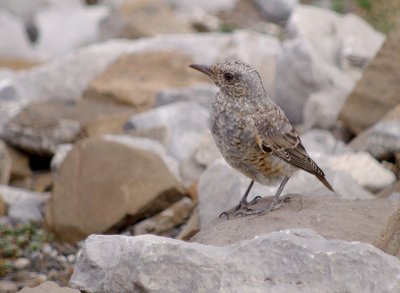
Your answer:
(219, 196), (262, 219)
(235, 195), (291, 217)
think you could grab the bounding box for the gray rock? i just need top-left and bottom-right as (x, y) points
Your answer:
(18, 281), (80, 293)
(155, 83), (217, 109)
(125, 101), (209, 164)
(169, 0), (239, 14)
(0, 185), (50, 222)
(254, 0), (298, 25)
(300, 129), (351, 155)
(198, 156), (374, 226)
(0, 9), (37, 60)
(274, 37), (353, 124)
(50, 144), (73, 173)
(70, 229), (400, 293)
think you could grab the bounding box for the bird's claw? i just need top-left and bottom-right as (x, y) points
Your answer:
(220, 196), (262, 220)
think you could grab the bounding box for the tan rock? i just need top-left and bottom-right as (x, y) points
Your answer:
(0, 140), (11, 184)
(339, 29), (400, 133)
(6, 145), (32, 180)
(0, 193), (5, 216)
(377, 181), (400, 198)
(176, 207), (200, 241)
(83, 51), (208, 108)
(18, 281), (79, 293)
(192, 195), (400, 256)
(0, 57), (39, 70)
(46, 137), (185, 242)
(2, 99), (136, 155)
(118, 0), (193, 39)
(133, 197), (195, 236)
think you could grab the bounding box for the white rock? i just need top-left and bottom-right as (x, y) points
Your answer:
(254, 0), (298, 25)
(0, 0), (48, 24)
(125, 102), (209, 164)
(0, 185), (50, 222)
(70, 229), (400, 293)
(34, 2), (111, 59)
(327, 152), (396, 192)
(287, 5), (384, 79)
(0, 9), (37, 60)
(300, 129), (352, 155)
(50, 143), (73, 173)
(169, 0), (238, 14)
(274, 37), (354, 124)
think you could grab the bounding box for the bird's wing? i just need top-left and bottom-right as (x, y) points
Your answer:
(254, 108), (325, 177)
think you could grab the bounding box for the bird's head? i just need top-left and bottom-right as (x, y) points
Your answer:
(189, 60), (265, 99)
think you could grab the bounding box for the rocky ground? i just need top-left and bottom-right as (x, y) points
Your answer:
(0, 0), (399, 292)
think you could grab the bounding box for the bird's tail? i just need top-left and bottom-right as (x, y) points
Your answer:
(316, 174), (335, 193)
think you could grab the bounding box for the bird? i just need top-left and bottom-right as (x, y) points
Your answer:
(189, 60), (334, 217)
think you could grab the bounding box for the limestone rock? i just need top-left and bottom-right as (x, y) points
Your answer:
(46, 136), (184, 242)
(339, 29), (400, 133)
(1, 99), (136, 155)
(274, 37), (353, 124)
(327, 152), (396, 192)
(6, 144), (32, 180)
(0, 185), (50, 222)
(18, 281), (79, 293)
(50, 144), (73, 174)
(169, 0), (239, 14)
(300, 129), (351, 155)
(83, 51), (208, 108)
(193, 196), (400, 258)
(254, 0), (298, 25)
(125, 101), (210, 170)
(176, 207), (200, 240)
(198, 158), (373, 227)
(0, 140), (11, 184)
(349, 104), (400, 159)
(133, 197), (195, 236)
(70, 229), (400, 293)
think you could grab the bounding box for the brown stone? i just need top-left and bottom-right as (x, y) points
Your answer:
(377, 181), (400, 198)
(118, 0), (193, 39)
(46, 137), (185, 242)
(0, 58), (39, 70)
(133, 197), (195, 235)
(2, 99), (136, 155)
(192, 195), (400, 257)
(176, 207), (200, 241)
(83, 51), (208, 108)
(0, 140), (11, 184)
(339, 29), (400, 134)
(6, 145), (32, 180)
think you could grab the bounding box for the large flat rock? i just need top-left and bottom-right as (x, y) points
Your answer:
(70, 230), (400, 293)
(192, 195), (400, 257)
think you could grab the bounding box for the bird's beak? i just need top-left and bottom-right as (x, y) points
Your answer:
(189, 64), (212, 77)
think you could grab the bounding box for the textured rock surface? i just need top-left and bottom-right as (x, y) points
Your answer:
(18, 281), (80, 293)
(254, 0), (298, 25)
(46, 136), (184, 242)
(1, 99), (136, 155)
(198, 158), (373, 227)
(0, 185), (50, 222)
(84, 51), (207, 108)
(71, 229), (400, 293)
(349, 104), (400, 159)
(339, 29), (400, 133)
(193, 195), (400, 257)
(0, 139), (11, 184)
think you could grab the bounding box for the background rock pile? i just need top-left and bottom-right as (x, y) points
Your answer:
(0, 0), (399, 292)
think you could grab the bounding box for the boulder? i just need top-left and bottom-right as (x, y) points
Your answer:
(83, 51), (208, 108)
(349, 104), (400, 159)
(274, 37), (353, 124)
(70, 229), (400, 293)
(0, 185), (50, 222)
(300, 129), (352, 155)
(339, 29), (400, 133)
(193, 195), (400, 258)
(46, 136), (184, 242)
(18, 281), (79, 293)
(1, 99), (136, 155)
(198, 158), (373, 227)
(176, 207), (200, 240)
(0, 139), (11, 184)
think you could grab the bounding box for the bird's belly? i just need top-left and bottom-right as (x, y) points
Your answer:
(211, 116), (293, 185)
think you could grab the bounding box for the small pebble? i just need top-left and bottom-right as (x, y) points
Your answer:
(14, 257), (31, 270)
(57, 255), (67, 263)
(42, 243), (52, 254)
(67, 254), (76, 263)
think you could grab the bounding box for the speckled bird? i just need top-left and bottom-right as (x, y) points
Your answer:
(189, 60), (334, 216)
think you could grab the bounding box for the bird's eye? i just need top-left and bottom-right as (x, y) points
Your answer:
(224, 73), (234, 81)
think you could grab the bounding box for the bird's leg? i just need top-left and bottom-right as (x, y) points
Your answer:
(239, 177), (290, 217)
(219, 180), (261, 219)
